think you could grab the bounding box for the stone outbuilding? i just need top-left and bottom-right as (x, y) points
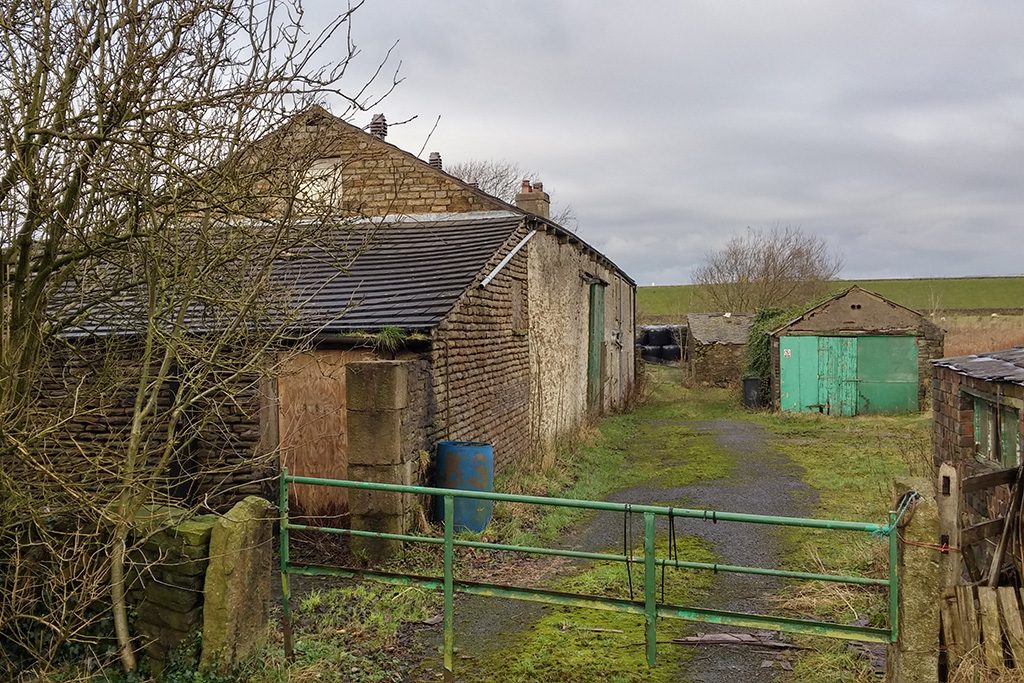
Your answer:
(770, 286), (944, 415)
(685, 313), (754, 387)
(48, 106), (636, 535)
(932, 348), (1023, 472)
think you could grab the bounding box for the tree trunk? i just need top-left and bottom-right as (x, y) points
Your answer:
(110, 524), (137, 672)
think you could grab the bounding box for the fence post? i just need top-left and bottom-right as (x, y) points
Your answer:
(644, 512), (657, 667)
(889, 511), (899, 644)
(279, 469), (294, 662)
(935, 463), (961, 587)
(886, 477), (940, 683)
(443, 495), (455, 678)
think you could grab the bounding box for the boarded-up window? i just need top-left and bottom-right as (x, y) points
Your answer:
(973, 396), (1021, 467)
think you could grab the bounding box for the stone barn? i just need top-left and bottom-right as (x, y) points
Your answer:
(770, 286), (944, 415)
(685, 313), (754, 387)
(932, 348), (1023, 472)
(45, 106), (636, 536)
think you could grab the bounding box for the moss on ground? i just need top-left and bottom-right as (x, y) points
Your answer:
(489, 366), (736, 549)
(470, 537), (717, 683)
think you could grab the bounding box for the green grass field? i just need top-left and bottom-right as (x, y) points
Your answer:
(638, 276), (1024, 322)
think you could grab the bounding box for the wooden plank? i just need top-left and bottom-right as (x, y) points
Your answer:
(978, 587), (1005, 670)
(278, 348), (371, 520)
(941, 588), (962, 664)
(963, 467), (1018, 494)
(962, 518), (1006, 547)
(958, 585), (980, 662)
(937, 463), (963, 586)
(987, 468), (1024, 586)
(998, 587), (1024, 667)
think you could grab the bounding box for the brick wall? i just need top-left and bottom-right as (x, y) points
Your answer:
(432, 227), (532, 472)
(932, 365), (1024, 470)
(932, 366), (974, 468)
(917, 327), (945, 407)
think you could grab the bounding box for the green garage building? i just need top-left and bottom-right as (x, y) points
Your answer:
(769, 286), (945, 415)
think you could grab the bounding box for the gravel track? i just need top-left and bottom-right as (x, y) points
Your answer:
(411, 417), (815, 682)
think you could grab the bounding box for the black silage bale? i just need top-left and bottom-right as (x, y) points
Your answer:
(661, 344), (682, 362)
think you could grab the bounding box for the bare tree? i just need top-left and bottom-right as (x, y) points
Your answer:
(0, 0), (395, 675)
(447, 158), (577, 228)
(692, 225), (843, 312)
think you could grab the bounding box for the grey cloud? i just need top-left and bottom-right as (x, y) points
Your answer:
(315, 0), (1024, 284)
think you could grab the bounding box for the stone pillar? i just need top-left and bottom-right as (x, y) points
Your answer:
(346, 360), (418, 560)
(886, 477), (941, 683)
(200, 496), (274, 671)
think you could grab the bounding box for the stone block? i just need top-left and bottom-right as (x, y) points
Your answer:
(173, 515), (218, 547)
(347, 462), (414, 517)
(200, 496), (274, 672)
(150, 606), (202, 633)
(346, 361), (409, 412)
(347, 409), (403, 465)
(350, 512), (404, 562)
(144, 582), (201, 612)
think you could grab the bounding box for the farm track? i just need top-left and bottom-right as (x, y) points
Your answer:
(410, 417), (814, 682)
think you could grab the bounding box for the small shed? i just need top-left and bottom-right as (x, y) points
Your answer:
(685, 313), (754, 387)
(932, 348), (1024, 471)
(770, 286), (944, 415)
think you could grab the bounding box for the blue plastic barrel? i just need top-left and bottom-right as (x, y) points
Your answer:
(433, 441), (494, 532)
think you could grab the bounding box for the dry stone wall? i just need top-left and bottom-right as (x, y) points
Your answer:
(129, 506), (218, 670)
(33, 341), (270, 512)
(689, 343), (747, 388)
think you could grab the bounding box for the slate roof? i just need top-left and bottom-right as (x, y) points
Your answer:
(60, 212), (524, 337)
(279, 212), (522, 331)
(686, 313), (754, 345)
(931, 348), (1024, 386)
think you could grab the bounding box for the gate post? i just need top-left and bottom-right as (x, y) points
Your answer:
(886, 477), (941, 683)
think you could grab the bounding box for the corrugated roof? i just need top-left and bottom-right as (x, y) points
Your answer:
(686, 313), (754, 345)
(931, 347), (1024, 386)
(61, 213), (523, 337)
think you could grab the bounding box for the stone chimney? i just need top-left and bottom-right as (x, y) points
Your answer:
(515, 179), (550, 218)
(428, 151), (443, 170)
(369, 113), (387, 140)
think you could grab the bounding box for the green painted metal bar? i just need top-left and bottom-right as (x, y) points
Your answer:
(286, 522), (889, 587)
(654, 603), (892, 644)
(283, 564), (893, 644)
(279, 469), (294, 661)
(283, 475), (889, 534)
(443, 495), (455, 675)
(643, 512), (657, 666)
(889, 511), (900, 643)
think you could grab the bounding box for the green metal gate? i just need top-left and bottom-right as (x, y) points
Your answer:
(278, 471), (907, 676)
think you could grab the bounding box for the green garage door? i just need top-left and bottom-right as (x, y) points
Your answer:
(856, 336), (918, 414)
(779, 336), (820, 413)
(779, 335), (919, 415)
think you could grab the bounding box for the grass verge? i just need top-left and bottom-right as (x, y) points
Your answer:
(749, 409), (931, 682)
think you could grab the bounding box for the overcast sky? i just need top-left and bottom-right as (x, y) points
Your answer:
(311, 1), (1024, 286)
